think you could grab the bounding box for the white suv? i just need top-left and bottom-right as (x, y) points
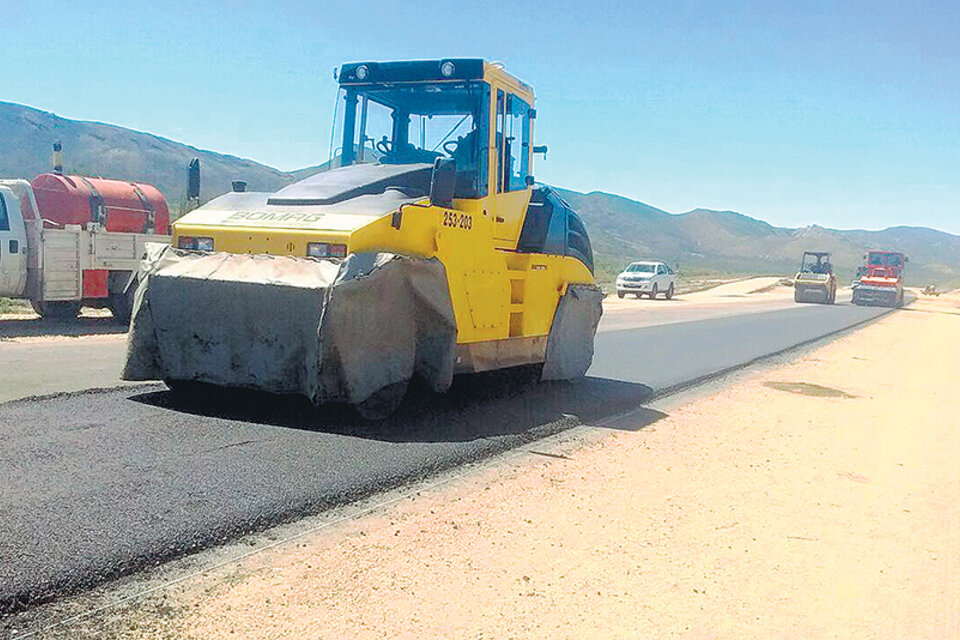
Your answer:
(616, 261), (676, 299)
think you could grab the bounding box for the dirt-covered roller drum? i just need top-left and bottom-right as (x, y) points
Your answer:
(123, 246), (459, 415)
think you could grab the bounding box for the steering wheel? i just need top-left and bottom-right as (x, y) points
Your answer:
(442, 139), (460, 156)
(375, 137), (393, 155)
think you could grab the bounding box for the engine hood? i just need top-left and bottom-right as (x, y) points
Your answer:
(176, 163), (432, 233)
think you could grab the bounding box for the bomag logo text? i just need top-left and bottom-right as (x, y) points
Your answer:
(225, 211), (326, 224)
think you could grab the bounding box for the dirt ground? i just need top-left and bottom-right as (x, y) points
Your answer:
(31, 293), (954, 639)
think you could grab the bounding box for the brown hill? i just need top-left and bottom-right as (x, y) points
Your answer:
(0, 101), (318, 212)
(560, 190), (960, 287)
(2, 101), (956, 287)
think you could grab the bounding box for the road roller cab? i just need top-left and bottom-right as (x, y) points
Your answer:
(124, 59), (603, 418)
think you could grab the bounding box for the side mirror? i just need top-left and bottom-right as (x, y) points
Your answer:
(533, 145), (548, 159)
(904, 256), (909, 263)
(430, 157), (456, 209)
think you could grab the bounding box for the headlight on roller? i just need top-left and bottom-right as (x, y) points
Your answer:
(178, 236), (214, 251)
(306, 242), (347, 259)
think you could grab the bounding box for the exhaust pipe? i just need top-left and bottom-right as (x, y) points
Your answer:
(53, 141), (63, 174)
(185, 158), (201, 213)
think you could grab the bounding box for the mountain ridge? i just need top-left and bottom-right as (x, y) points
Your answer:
(2, 100), (957, 287)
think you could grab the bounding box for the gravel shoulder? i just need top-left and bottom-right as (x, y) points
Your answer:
(19, 293), (958, 638)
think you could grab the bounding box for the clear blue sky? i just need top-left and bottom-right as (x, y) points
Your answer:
(2, 0), (958, 233)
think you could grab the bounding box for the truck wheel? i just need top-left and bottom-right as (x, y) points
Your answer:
(355, 381), (408, 420)
(665, 283), (675, 300)
(649, 284), (659, 300)
(617, 291), (625, 299)
(32, 301), (81, 320)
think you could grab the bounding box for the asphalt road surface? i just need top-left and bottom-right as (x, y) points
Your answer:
(0, 295), (895, 614)
(0, 292), (802, 404)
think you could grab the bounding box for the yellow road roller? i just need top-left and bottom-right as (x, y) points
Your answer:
(794, 251), (837, 304)
(123, 59), (603, 418)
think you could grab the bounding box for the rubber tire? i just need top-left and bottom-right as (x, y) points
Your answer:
(355, 381), (408, 421)
(649, 284), (658, 300)
(665, 283), (674, 300)
(32, 300), (81, 320)
(617, 291), (625, 299)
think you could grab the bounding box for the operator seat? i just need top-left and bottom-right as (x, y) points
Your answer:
(452, 128), (482, 197)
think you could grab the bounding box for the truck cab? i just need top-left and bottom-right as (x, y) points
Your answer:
(0, 181), (32, 298)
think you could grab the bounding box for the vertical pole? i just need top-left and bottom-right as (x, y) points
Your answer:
(53, 142), (63, 175)
(358, 96), (369, 163)
(341, 91), (359, 167)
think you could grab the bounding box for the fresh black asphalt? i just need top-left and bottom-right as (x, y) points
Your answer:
(0, 299), (892, 614)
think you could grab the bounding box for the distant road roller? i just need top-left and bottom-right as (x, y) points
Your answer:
(123, 59), (603, 418)
(793, 251), (837, 304)
(851, 250), (907, 308)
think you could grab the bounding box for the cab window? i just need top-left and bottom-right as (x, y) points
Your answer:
(496, 91), (531, 193)
(505, 94), (530, 191)
(496, 90), (505, 193)
(334, 80), (490, 198)
(0, 193), (9, 231)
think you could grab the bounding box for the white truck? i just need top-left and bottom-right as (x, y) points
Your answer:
(0, 177), (171, 321)
(615, 260), (677, 299)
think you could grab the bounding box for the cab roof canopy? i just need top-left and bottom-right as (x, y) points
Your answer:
(338, 58), (534, 102)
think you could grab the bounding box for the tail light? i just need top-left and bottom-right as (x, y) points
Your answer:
(178, 236), (214, 251)
(307, 242), (347, 259)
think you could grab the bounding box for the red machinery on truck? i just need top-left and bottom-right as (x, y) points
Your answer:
(0, 167), (171, 320)
(851, 250), (907, 308)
